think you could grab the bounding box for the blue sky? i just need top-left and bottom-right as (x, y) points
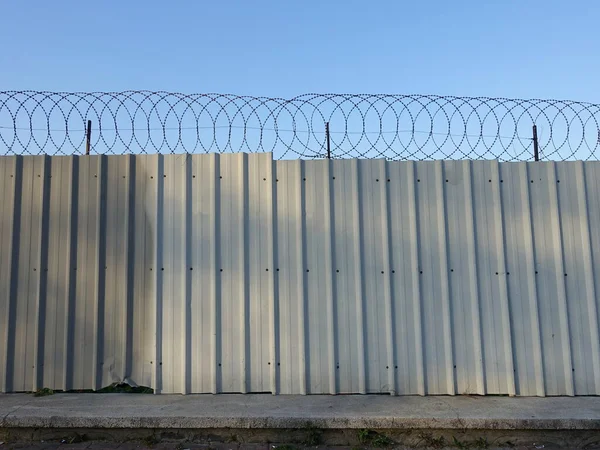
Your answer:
(1, 0), (599, 102)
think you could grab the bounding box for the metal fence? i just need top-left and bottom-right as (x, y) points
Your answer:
(1, 91), (599, 161)
(2, 153), (600, 396)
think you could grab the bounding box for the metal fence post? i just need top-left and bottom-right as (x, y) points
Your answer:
(85, 120), (92, 155)
(532, 124), (539, 162)
(325, 122), (331, 159)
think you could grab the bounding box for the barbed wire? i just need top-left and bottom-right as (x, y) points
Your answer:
(1, 91), (599, 160)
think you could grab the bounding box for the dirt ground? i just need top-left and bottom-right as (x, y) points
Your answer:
(0, 442), (576, 450)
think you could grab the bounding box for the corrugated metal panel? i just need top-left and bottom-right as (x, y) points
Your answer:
(1, 154), (599, 396)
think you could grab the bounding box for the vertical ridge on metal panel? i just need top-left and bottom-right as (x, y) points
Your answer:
(275, 160), (304, 395)
(72, 156), (93, 389)
(436, 161), (455, 395)
(464, 161), (485, 394)
(0, 158), (6, 392)
(10, 156), (27, 391)
(240, 153), (249, 394)
(416, 162), (434, 393)
(173, 154), (186, 395)
(211, 153), (221, 394)
(547, 162), (575, 396)
(219, 153), (247, 393)
(153, 154), (164, 394)
(268, 154), (278, 395)
(161, 155), (173, 393)
(92, 155), (107, 391)
(7, 155), (22, 393)
(332, 160), (358, 394)
(388, 161), (418, 395)
(14, 156), (44, 392)
(323, 159), (336, 395)
(561, 162), (600, 394)
(103, 156), (116, 387)
(305, 159), (316, 393)
(304, 160), (329, 393)
(219, 153), (231, 393)
(584, 163), (600, 394)
(501, 162), (544, 396)
(49, 155), (65, 391)
(183, 155), (192, 395)
(189, 153), (216, 393)
(445, 160), (483, 396)
(523, 163), (545, 396)
(417, 161), (449, 394)
(361, 160), (390, 394)
(352, 159), (367, 394)
(102, 155), (129, 388)
(380, 160), (395, 395)
(247, 153), (257, 393)
(529, 162), (561, 394)
(491, 160), (516, 396)
(248, 153), (271, 394)
(123, 155), (136, 385)
(64, 156), (79, 391)
(160, 155), (187, 393)
(555, 161), (582, 394)
(274, 160), (288, 394)
(298, 159), (307, 395)
(0, 156), (19, 393)
(580, 163), (600, 393)
(130, 155), (153, 388)
(33, 156), (50, 392)
(410, 161), (425, 396)
(473, 161), (506, 394)
(69, 156), (89, 389)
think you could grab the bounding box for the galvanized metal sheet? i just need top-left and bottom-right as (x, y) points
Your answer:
(1, 154), (599, 395)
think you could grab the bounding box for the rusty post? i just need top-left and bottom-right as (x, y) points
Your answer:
(532, 124), (539, 162)
(326, 122), (331, 159)
(85, 120), (92, 155)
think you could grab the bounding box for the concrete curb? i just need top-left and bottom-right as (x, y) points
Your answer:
(1, 394), (599, 431)
(2, 416), (600, 430)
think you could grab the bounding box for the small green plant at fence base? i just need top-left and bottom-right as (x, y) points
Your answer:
(419, 432), (446, 449)
(97, 382), (153, 394)
(473, 437), (489, 449)
(453, 436), (468, 449)
(371, 433), (393, 447)
(0, 430), (12, 444)
(430, 436), (446, 448)
(358, 429), (371, 445)
(303, 421), (322, 446)
(141, 434), (159, 447)
(452, 435), (490, 449)
(356, 429), (393, 447)
(33, 388), (54, 397)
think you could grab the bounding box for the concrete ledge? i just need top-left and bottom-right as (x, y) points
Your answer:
(1, 394), (599, 431)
